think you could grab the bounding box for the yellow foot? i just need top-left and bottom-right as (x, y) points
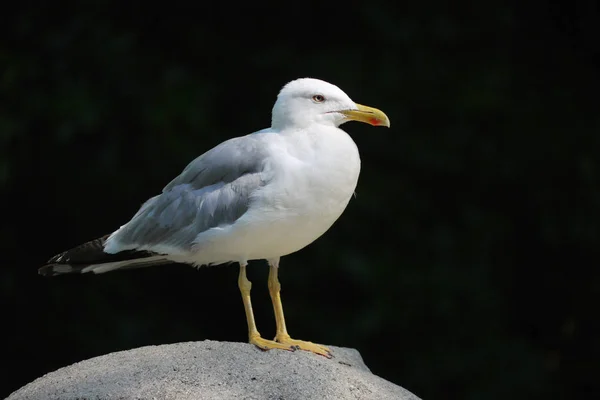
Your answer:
(250, 334), (296, 352)
(275, 335), (332, 358)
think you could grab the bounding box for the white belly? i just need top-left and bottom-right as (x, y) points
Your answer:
(188, 128), (361, 265)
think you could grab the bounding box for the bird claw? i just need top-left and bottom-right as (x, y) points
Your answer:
(275, 335), (332, 358)
(250, 335), (296, 352)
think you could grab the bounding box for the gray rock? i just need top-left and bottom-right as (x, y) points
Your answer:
(8, 340), (420, 400)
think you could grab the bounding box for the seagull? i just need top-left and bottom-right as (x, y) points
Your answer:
(40, 78), (390, 357)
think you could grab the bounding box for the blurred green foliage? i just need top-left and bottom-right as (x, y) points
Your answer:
(2, 2), (599, 399)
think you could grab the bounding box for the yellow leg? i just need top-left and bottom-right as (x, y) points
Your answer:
(268, 260), (332, 358)
(238, 264), (294, 352)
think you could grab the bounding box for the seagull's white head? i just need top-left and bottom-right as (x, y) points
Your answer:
(271, 78), (390, 130)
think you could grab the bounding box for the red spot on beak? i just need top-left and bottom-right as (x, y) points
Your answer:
(369, 118), (380, 126)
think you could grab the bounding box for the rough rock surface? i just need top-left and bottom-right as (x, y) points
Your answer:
(8, 340), (420, 400)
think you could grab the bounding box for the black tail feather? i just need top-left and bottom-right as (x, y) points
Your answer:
(39, 235), (163, 276)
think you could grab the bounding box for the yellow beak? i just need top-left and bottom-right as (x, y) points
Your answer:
(339, 103), (391, 127)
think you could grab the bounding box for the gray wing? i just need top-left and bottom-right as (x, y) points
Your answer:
(106, 134), (269, 253)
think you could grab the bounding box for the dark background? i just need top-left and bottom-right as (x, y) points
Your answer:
(2, 1), (599, 399)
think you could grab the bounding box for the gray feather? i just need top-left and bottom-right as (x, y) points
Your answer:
(164, 135), (269, 190)
(112, 134), (270, 251)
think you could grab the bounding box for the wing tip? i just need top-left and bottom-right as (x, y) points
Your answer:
(38, 263), (77, 276)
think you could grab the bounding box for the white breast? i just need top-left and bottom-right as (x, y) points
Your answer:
(188, 127), (360, 265)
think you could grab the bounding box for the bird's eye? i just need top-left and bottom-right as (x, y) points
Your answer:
(312, 94), (326, 103)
